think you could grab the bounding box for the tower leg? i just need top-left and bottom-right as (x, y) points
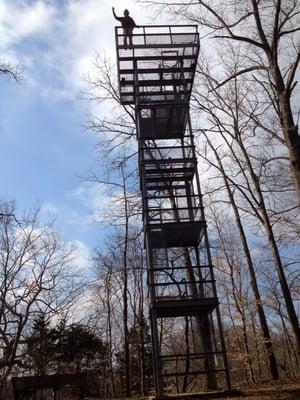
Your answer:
(150, 309), (162, 396)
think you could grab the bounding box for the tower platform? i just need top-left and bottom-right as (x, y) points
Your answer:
(151, 297), (218, 318)
(146, 221), (206, 248)
(115, 25), (200, 105)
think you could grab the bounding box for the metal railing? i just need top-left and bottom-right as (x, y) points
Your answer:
(116, 25), (199, 48)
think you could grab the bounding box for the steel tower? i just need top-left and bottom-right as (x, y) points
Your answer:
(115, 25), (230, 396)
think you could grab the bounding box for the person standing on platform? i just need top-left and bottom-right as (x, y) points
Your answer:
(112, 7), (137, 49)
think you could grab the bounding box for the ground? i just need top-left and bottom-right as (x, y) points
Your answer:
(233, 379), (300, 400)
(82, 380), (300, 400)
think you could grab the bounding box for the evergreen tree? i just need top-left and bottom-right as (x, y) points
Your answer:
(116, 315), (153, 395)
(25, 319), (109, 378)
(25, 314), (56, 376)
(53, 324), (108, 374)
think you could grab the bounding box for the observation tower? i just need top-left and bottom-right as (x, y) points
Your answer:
(115, 25), (231, 396)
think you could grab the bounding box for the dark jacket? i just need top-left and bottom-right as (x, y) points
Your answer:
(115, 16), (136, 28)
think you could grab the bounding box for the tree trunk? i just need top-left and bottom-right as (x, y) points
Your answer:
(241, 315), (255, 384)
(277, 303), (299, 376)
(106, 269), (116, 397)
(139, 251), (146, 396)
(121, 165), (131, 397)
(167, 177), (217, 390)
(226, 294), (250, 384)
(182, 248), (217, 390)
(206, 136), (280, 380)
(250, 313), (263, 380)
(268, 57), (300, 200)
(182, 316), (191, 392)
(237, 136), (300, 366)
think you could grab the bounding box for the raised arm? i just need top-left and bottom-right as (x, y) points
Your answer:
(112, 7), (121, 22)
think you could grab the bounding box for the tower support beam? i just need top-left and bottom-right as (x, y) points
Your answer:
(115, 24), (231, 395)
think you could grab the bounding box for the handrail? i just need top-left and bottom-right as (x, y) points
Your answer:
(160, 351), (226, 361)
(152, 279), (215, 287)
(116, 24), (198, 29)
(152, 265), (212, 271)
(117, 32), (198, 37)
(115, 25), (199, 47)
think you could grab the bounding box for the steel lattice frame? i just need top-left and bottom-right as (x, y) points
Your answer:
(115, 25), (231, 396)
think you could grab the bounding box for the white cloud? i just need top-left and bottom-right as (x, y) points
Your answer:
(0, 1), (56, 49)
(0, 0), (151, 100)
(41, 201), (92, 268)
(41, 198), (93, 234)
(41, 201), (59, 215)
(72, 239), (91, 270)
(39, 184), (112, 237)
(48, 0), (146, 93)
(69, 183), (110, 217)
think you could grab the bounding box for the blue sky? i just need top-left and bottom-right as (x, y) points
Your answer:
(0, 0), (152, 267)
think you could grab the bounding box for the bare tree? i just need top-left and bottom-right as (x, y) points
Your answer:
(212, 216), (256, 383)
(92, 252), (118, 397)
(139, 0), (300, 197)
(0, 202), (81, 393)
(201, 130), (280, 380)
(0, 60), (23, 82)
(86, 150), (143, 396)
(192, 58), (300, 366)
(84, 54), (136, 160)
(92, 229), (150, 395)
(84, 40), (299, 389)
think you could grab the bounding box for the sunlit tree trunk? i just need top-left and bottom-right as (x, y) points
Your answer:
(205, 136), (279, 380)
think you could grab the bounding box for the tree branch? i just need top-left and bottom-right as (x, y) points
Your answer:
(210, 66), (266, 91)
